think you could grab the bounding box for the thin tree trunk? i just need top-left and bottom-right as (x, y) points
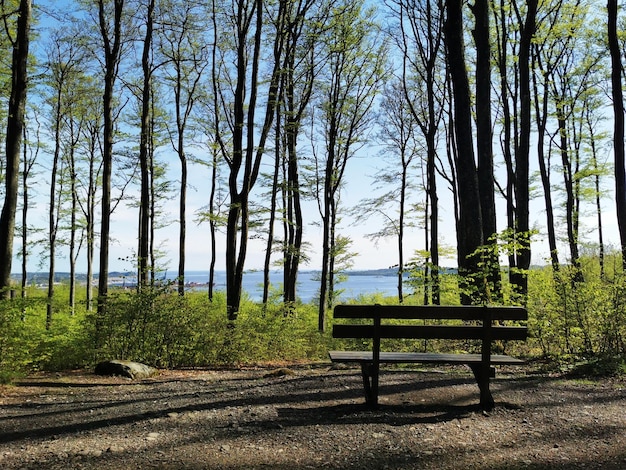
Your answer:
(178, 152), (187, 296)
(21, 122), (37, 308)
(586, 106), (605, 277)
(138, 0), (154, 290)
(263, 95), (282, 305)
(85, 124), (99, 310)
(208, 145), (218, 301)
(557, 111), (583, 282)
(21, 126), (29, 304)
(533, 56), (560, 272)
(68, 114), (80, 314)
(47, 83), (63, 329)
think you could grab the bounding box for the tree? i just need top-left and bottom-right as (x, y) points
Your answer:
(582, 96), (610, 277)
(391, 0), (447, 305)
(43, 30), (87, 325)
(156, 0), (208, 295)
(311, 1), (386, 329)
(137, 0), (155, 290)
(444, 0), (483, 303)
(491, 0), (536, 299)
(19, 111), (39, 302)
(472, 0), (501, 302)
(510, 0), (536, 297)
(259, 0), (325, 305)
(546, 3), (596, 283)
(531, 8), (561, 272)
(96, 0), (125, 331)
(77, 82), (104, 310)
(0, 0), (31, 298)
(212, 0), (285, 320)
(534, 0), (601, 283)
(279, 0), (329, 305)
(354, 79), (422, 303)
(608, 0), (626, 269)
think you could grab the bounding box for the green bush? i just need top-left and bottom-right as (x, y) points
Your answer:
(2, 254), (626, 381)
(88, 286), (328, 368)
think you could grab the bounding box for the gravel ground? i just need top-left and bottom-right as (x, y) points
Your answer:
(0, 363), (624, 469)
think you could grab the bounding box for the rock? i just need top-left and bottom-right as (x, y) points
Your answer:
(94, 360), (157, 380)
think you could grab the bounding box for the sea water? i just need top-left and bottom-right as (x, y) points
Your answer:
(166, 270), (405, 303)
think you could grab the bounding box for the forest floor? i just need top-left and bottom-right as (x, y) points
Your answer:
(0, 362), (625, 469)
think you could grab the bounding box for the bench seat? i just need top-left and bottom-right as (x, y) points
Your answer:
(329, 350), (525, 365)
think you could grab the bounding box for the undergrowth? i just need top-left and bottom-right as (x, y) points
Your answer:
(1, 253), (626, 382)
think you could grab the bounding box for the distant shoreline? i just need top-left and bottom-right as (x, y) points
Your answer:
(11, 267), (405, 282)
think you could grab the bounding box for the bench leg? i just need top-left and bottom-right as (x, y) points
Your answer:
(469, 364), (495, 411)
(360, 363), (378, 408)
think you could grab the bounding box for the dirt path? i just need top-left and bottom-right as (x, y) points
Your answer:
(0, 364), (624, 469)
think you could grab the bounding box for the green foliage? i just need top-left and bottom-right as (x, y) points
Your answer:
(0, 297), (32, 383)
(3, 253), (626, 381)
(85, 286), (329, 368)
(528, 253), (626, 361)
(404, 247), (459, 305)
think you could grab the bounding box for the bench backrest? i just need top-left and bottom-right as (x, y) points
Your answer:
(332, 304), (528, 342)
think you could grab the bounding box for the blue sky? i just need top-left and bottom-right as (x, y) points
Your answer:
(19, 0), (622, 274)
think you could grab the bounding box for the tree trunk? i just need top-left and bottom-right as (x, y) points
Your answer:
(557, 111), (583, 282)
(97, 0), (124, 334)
(445, 0), (483, 304)
(208, 145), (218, 302)
(511, 0), (537, 297)
(281, 0), (317, 304)
(47, 77), (63, 329)
(68, 116), (78, 314)
(608, 0), (626, 269)
(586, 106), (605, 277)
(473, 0), (501, 302)
(21, 125), (31, 305)
(263, 97), (282, 305)
(138, 0), (154, 290)
(178, 149), (187, 296)
(0, 0), (31, 298)
(533, 60), (560, 272)
(85, 123), (99, 310)
(223, 0), (282, 320)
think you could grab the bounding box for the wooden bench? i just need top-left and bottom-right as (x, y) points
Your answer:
(329, 304), (528, 411)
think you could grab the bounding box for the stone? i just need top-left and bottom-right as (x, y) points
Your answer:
(94, 360), (157, 380)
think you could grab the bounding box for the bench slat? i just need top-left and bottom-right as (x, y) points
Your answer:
(332, 324), (528, 341)
(333, 304), (527, 321)
(329, 350), (525, 365)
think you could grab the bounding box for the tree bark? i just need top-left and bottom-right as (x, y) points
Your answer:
(608, 0), (626, 269)
(511, 0), (537, 297)
(444, 0), (483, 304)
(47, 75), (63, 329)
(97, 0), (124, 332)
(0, 0), (31, 298)
(473, 0), (501, 302)
(138, 0), (154, 290)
